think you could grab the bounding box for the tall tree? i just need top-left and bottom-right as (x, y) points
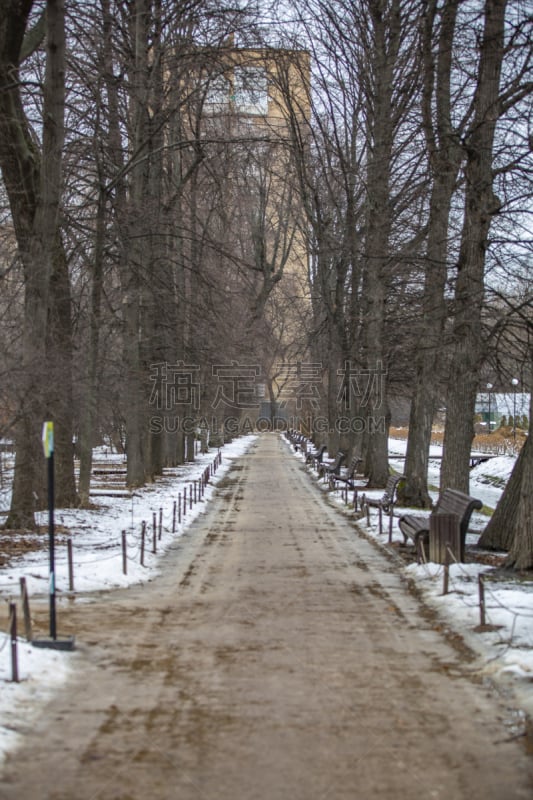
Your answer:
(0, 0), (76, 527)
(401, 0), (463, 507)
(440, 0), (531, 493)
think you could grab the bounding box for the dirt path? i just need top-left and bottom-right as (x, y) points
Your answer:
(1, 434), (532, 800)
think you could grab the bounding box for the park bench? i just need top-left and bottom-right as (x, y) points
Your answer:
(288, 430), (308, 453)
(329, 455), (364, 492)
(318, 451), (346, 482)
(398, 488), (483, 563)
(360, 474), (405, 538)
(306, 444), (327, 470)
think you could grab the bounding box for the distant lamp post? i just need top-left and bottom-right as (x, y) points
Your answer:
(511, 378), (519, 443)
(486, 383), (493, 434)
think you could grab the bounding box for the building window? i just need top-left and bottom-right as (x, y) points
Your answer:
(233, 67), (268, 115)
(205, 74), (231, 112)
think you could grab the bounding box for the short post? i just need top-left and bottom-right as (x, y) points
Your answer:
(158, 508), (163, 540)
(152, 512), (157, 554)
(140, 521), (146, 566)
(68, 538), (75, 592)
(122, 530), (127, 575)
(9, 601), (19, 683)
(478, 574), (486, 626)
(178, 493), (182, 524)
(442, 545), (450, 595)
(189, 483), (193, 510)
(366, 503), (370, 527)
(20, 577), (32, 641)
(378, 504), (383, 535)
(172, 501), (177, 533)
(183, 488), (187, 517)
(388, 510), (393, 544)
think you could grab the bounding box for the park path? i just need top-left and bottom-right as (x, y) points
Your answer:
(1, 433), (532, 800)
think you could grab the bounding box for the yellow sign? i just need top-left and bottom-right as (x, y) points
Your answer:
(42, 421), (54, 458)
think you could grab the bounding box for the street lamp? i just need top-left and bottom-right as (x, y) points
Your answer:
(511, 378), (519, 443)
(486, 383), (493, 434)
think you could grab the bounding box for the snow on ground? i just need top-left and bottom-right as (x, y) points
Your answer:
(291, 436), (533, 722)
(0, 435), (257, 765)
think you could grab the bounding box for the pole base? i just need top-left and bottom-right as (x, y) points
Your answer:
(32, 635), (76, 652)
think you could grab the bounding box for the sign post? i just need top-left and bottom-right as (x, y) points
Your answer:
(32, 422), (75, 651)
(42, 421), (56, 639)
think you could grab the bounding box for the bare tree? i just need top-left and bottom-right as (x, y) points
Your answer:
(401, 0), (463, 507)
(0, 0), (77, 527)
(441, 0), (531, 493)
(280, 0), (423, 481)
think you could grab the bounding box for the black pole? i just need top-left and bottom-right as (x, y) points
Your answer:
(48, 448), (56, 640)
(513, 387), (516, 442)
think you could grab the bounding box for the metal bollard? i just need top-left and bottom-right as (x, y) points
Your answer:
(140, 521), (146, 566)
(10, 602), (19, 682)
(68, 538), (75, 591)
(478, 574), (486, 626)
(20, 577), (32, 641)
(122, 530), (127, 575)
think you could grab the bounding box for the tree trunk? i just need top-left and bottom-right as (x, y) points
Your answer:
(0, 0), (74, 526)
(401, 0), (461, 508)
(78, 186), (106, 506)
(123, 289), (146, 488)
(361, 0), (399, 487)
(478, 354), (533, 568)
(477, 437), (525, 553)
(440, 0), (506, 493)
(326, 335), (341, 456)
(505, 430), (533, 570)
(47, 233), (77, 508)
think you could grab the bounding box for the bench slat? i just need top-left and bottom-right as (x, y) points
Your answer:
(399, 488), (482, 562)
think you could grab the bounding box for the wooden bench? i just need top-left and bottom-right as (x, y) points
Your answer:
(360, 474), (405, 539)
(287, 430), (308, 453)
(318, 451), (346, 482)
(398, 488), (482, 562)
(306, 444), (327, 470)
(329, 455), (364, 492)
